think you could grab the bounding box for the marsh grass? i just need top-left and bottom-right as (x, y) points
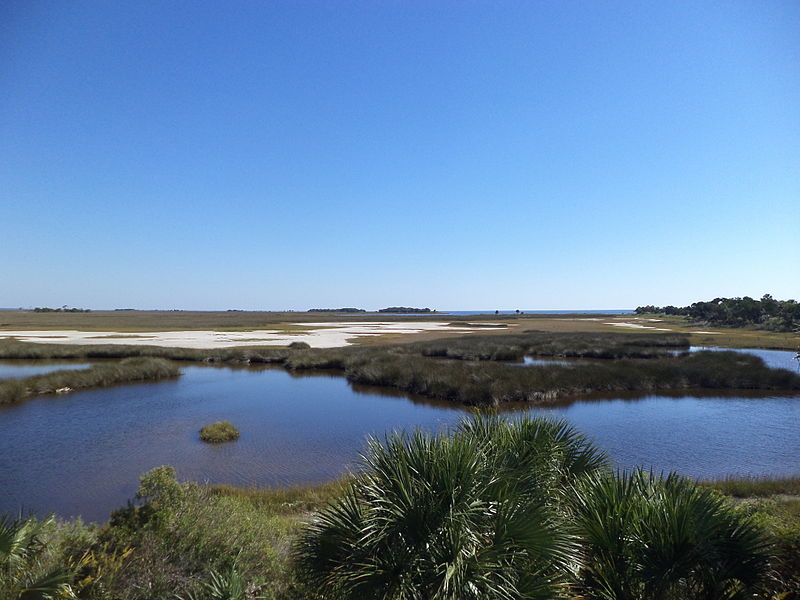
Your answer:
(208, 479), (351, 516)
(1, 332), (798, 407)
(199, 421), (240, 443)
(412, 330), (691, 361)
(702, 476), (800, 498)
(287, 349), (800, 406)
(0, 357), (180, 404)
(0, 338), (290, 363)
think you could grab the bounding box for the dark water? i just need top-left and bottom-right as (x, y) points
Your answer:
(520, 347), (800, 371)
(520, 357), (580, 366)
(0, 353), (798, 522)
(0, 360), (93, 379)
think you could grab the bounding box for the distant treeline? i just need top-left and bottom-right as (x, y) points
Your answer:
(308, 308), (366, 313)
(32, 306), (91, 313)
(636, 295), (799, 332)
(378, 307), (433, 313)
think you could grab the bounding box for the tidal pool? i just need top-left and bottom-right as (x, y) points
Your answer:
(0, 350), (798, 522)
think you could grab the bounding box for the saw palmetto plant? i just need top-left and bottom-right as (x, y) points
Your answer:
(0, 513), (81, 600)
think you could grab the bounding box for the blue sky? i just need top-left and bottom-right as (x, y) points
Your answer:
(2, 1), (798, 310)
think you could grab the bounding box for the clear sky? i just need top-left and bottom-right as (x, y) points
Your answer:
(2, 1), (798, 311)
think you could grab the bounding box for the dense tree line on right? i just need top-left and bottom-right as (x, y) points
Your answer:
(636, 295), (799, 331)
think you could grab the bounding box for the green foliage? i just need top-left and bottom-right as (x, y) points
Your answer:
(199, 422), (240, 444)
(287, 341), (311, 349)
(137, 466), (185, 511)
(294, 414), (606, 600)
(296, 415), (776, 600)
(636, 294), (800, 332)
(0, 513), (84, 599)
(177, 563), (264, 600)
(569, 470), (771, 599)
(84, 467), (306, 599)
(2, 444), (795, 599)
(729, 496), (800, 594)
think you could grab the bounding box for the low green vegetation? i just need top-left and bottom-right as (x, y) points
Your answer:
(378, 306), (433, 313)
(636, 294), (800, 332)
(0, 357), (180, 405)
(199, 421), (240, 443)
(700, 475), (800, 498)
(3, 417), (798, 599)
(0, 513), (87, 600)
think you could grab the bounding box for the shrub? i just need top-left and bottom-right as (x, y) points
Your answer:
(0, 514), (85, 599)
(294, 414), (607, 599)
(296, 415), (773, 600)
(570, 470), (772, 599)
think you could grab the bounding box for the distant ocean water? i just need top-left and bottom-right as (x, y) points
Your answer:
(440, 309), (633, 316)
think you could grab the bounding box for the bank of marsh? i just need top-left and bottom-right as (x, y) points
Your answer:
(0, 357), (180, 405)
(1, 331), (799, 406)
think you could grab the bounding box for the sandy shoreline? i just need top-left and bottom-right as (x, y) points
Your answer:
(0, 322), (490, 349)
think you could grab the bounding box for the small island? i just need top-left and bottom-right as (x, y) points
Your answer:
(308, 307), (366, 313)
(199, 421), (240, 443)
(378, 307), (434, 313)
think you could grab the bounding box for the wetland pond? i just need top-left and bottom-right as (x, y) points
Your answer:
(0, 348), (798, 522)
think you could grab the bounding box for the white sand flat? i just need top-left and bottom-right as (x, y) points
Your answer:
(0, 322), (486, 349)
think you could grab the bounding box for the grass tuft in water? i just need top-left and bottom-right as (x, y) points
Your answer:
(199, 421), (240, 443)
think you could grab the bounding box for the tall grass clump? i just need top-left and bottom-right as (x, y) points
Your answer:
(702, 475), (800, 498)
(199, 421), (240, 443)
(0, 357), (180, 404)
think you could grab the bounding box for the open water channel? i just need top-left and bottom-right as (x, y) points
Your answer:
(0, 349), (798, 521)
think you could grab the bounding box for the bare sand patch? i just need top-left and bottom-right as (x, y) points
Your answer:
(605, 322), (673, 331)
(0, 322), (487, 349)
